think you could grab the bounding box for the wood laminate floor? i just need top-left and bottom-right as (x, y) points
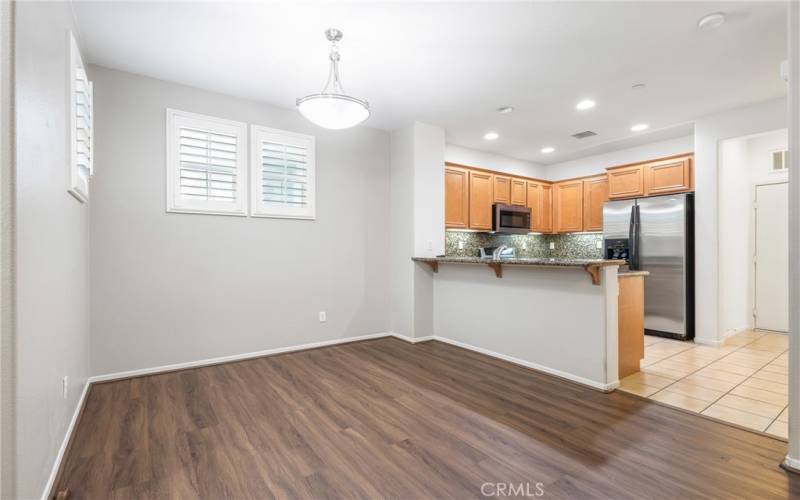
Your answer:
(56, 338), (800, 499)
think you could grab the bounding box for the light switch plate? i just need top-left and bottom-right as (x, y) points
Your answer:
(549, 242), (555, 250)
(319, 311), (327, 323)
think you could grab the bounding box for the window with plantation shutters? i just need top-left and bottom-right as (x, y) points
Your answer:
(68, 31), (93, 203)
(166, 109), (247, 215)
(250, 126), (316, 219)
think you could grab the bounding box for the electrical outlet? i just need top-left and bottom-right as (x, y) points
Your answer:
(319, 311), (327, 323)
(549, 242), (555, 250)
(596, 240), (603, 249)
(522, 242), (528, 250)
(458, 240), (465, 250)
(62, 376), (68, 399)
(427, 241), (433, 251)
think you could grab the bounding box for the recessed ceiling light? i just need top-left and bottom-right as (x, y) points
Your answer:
(576, 99), (596, 111)
(541, 147), (555, 154)
(497, 106), (514, 114)
(484, 131), (499, 140)
(697, 12), (726, 31)
(631, 123), (649, 132)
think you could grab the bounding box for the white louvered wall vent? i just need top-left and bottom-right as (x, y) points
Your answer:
(772, 149), (789, 172)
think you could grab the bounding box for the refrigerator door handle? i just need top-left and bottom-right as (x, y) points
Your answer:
(629, 204), (641, 270)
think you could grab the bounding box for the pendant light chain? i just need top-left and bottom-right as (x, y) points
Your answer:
(322, 39), (345, 95)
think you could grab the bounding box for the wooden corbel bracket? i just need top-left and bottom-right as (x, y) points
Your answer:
(583, 265), (602, 286)
(487, 262), (503, 278)
(423, 261), (439, 273)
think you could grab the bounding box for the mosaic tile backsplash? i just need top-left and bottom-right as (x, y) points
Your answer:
(445, 231), (604, 259)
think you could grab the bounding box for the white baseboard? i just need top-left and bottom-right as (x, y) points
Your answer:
(41, 380), (91, 500)
(88, 330), (614, 391)
(694, 336), (724, 347)
(389, 332), (434, 344)
(783, 455), (800, 473)
(88, 332), (392, 384)
(432, 336), (618, 392)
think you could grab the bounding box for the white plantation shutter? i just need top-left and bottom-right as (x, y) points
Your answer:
(250, 126), (316, 219)
(68, 32), (93, 202)
(166, 109), (247, 215)
(178, 128), (238, 201)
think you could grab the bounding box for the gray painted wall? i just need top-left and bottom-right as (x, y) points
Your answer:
(389, 126), (414, 338)
(15, 2), (90, 498)
(88, 66), (391, 375)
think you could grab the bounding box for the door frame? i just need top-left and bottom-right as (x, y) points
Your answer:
(753, 181), (789, 332)
(0, 0), (14, 497)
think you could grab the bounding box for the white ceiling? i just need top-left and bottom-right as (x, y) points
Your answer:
(72, 1), (787, 165)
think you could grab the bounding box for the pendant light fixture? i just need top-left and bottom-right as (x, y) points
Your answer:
(296, 28), (370, 130)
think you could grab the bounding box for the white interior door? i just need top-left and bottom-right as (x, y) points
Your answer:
(754, 182), (788, 332)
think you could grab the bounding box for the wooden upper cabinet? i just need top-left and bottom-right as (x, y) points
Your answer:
(607, 165), (645, 199)
(469, 170), (494, 230)
(540, 184), (553, 233)
(527, 181), (553, 233)
(645, 155), (693, 195)
(493, 175), (511, 204)
(608, 154), (694, 199)
(444, 166), (469, 229)
(510, 178), (527, 206)
(582, 176), (609, 232)
(554, 180), (583, 233)
(526, 181), (542, 232)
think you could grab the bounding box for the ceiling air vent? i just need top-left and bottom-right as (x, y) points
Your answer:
(571, 130), (597, 139)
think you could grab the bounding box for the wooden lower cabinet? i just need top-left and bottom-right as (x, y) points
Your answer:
(553, 180), (583, 233)
(583, 176), (609, 232)
(645, 156), (692, 195)
(469, 170), (494, 230)
(444, 166), (469, 229)
(493, 175), (510, 204)
(618, 274), (645, 379)
(510, 178), (526, 206)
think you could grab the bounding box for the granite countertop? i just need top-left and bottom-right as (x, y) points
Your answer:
(412, 256), (626, 267)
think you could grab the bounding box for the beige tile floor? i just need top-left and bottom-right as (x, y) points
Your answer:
(619, 330), (789, 439)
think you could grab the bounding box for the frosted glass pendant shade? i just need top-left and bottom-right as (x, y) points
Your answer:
(296, 93), (370, 130)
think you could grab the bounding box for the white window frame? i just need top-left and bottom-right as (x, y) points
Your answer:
(166, 109), (248, 216)
(249, 125), (316, 220)
(67, 30), (93, 203)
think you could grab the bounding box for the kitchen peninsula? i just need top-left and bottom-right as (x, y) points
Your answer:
(412, 255), (642, 391)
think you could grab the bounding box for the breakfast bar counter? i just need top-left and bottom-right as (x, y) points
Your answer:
(412, 255), (627, 391)
(412, 256), (625, 284)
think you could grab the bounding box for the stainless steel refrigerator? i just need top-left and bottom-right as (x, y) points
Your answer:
(603, 193), (694, 340)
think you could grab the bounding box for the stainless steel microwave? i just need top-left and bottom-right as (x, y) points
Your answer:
(493, 204), (531, 234)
